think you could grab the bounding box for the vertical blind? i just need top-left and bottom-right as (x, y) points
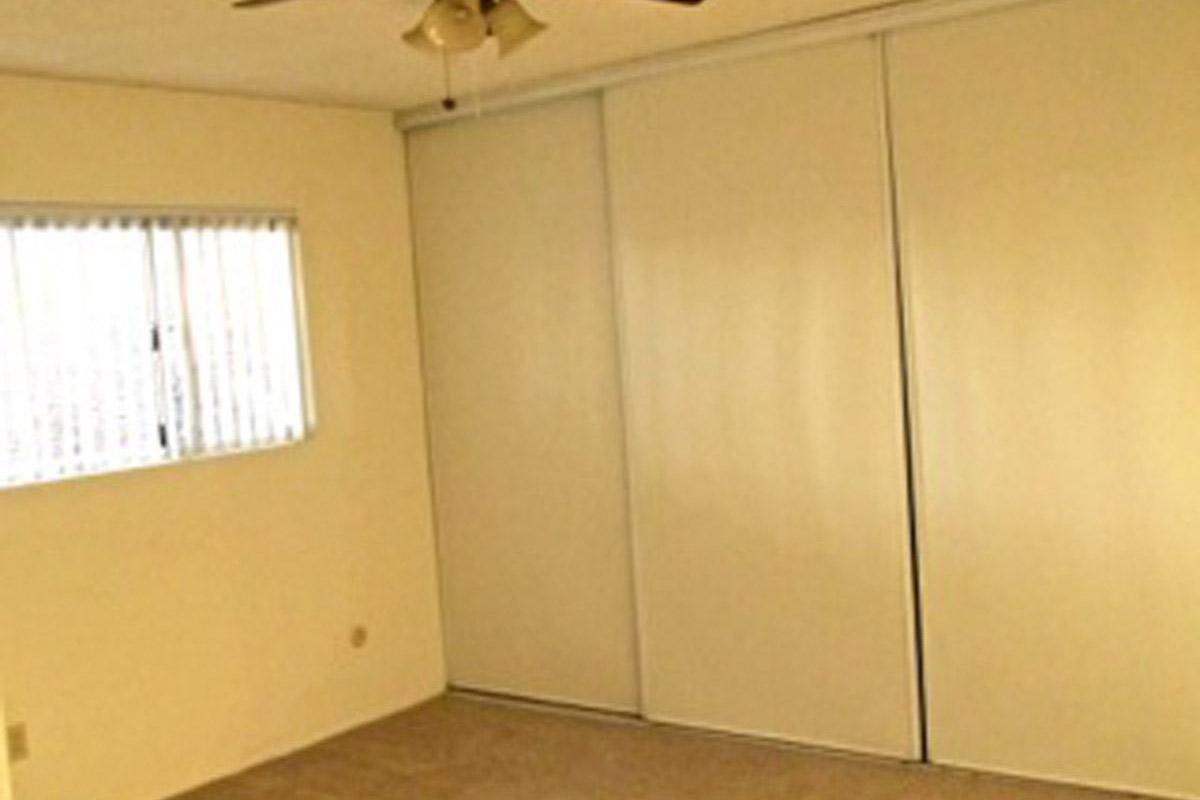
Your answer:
(0, 213), (308, 489)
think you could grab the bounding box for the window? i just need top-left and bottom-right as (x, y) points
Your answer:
(0, 209), (311, 490)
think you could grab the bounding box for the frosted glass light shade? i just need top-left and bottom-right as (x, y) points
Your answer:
(486, 0), (546, 57)
(404, 0), (488, 53)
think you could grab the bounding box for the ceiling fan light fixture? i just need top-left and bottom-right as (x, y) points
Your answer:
(485, 0), (547, 58)
(404, 0), (489, 53)
(402, 24), (434, 52)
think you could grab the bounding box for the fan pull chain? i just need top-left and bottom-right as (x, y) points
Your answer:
(468, 49), (483, 118)
(441, 49), (457, 112)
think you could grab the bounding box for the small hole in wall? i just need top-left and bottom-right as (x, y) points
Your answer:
(351, 625), (369, 649)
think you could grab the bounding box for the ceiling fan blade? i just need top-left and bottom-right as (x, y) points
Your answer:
(232, 0), (303, 9)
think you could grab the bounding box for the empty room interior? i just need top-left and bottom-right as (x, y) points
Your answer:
(1, 0), (1198, 798)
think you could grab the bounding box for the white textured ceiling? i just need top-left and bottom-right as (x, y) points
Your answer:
(0, 0), (891, 109)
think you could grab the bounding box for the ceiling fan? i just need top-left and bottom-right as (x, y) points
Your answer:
(233, 0), (708, 110)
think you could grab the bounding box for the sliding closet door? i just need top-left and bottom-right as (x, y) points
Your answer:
(605, 39), (919, 756)
(407, 97), (639, 710)
(889, 1), (1200, 795)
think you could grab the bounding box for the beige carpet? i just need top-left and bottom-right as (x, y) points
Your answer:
(175, 694), (1145, 800)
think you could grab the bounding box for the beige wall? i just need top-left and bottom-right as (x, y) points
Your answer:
(0, 691), (11, 800)
(0, 74), (445, 800)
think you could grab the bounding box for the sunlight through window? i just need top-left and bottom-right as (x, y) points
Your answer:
(0, 212), (310, 489)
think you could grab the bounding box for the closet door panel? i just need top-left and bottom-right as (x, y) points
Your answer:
(889, 1), (1200, 795)
(605, 39), (919, 756)
(408, 97), (639, 711)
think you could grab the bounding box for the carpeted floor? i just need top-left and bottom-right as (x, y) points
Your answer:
(175, 694), (1145, 800)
